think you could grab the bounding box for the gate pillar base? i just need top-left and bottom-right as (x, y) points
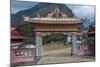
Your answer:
(71, 32), (77, 56)
(35, 32), (43, 64)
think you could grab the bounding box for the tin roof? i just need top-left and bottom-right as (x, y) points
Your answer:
(11, 27), (28, 39)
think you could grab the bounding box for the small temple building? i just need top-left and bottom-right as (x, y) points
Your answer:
(11, 27), (35, 66)
(86, 24), (95, 56)
(77, 24), (95, 56)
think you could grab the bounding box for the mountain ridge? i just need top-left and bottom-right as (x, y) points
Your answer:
(11, 3), (75, 26)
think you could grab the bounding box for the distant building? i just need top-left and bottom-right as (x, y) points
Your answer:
(78, 24), (95, 56)
(87, 24), (95, 56)
(11, 27), (21, 37)
(11, 27), (35, 66)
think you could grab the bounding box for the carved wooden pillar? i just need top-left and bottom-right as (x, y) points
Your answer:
(71, 32), (77, 56)
(35, 32), (42, 64)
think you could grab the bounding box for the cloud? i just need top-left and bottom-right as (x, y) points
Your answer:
(11, 0), (95, 19)
(11, 0), (37, 13)
(67, 5), (95, 19)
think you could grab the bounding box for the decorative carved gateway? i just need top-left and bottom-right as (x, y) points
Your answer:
(24, 8), (83, 32)
(24, 8), (84, 63)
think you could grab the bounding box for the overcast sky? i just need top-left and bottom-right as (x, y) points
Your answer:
(11, 0), (95, 19)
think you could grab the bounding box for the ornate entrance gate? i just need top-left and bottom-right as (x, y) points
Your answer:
(24, 8), (83, 64)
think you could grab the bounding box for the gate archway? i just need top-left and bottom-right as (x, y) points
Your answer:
(24, 8), (83, 64)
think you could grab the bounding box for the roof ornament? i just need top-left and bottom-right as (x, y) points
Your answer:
(37, 13), (40, 18)
(23, 15), (29, 21)
(47, 7), (68, 18)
